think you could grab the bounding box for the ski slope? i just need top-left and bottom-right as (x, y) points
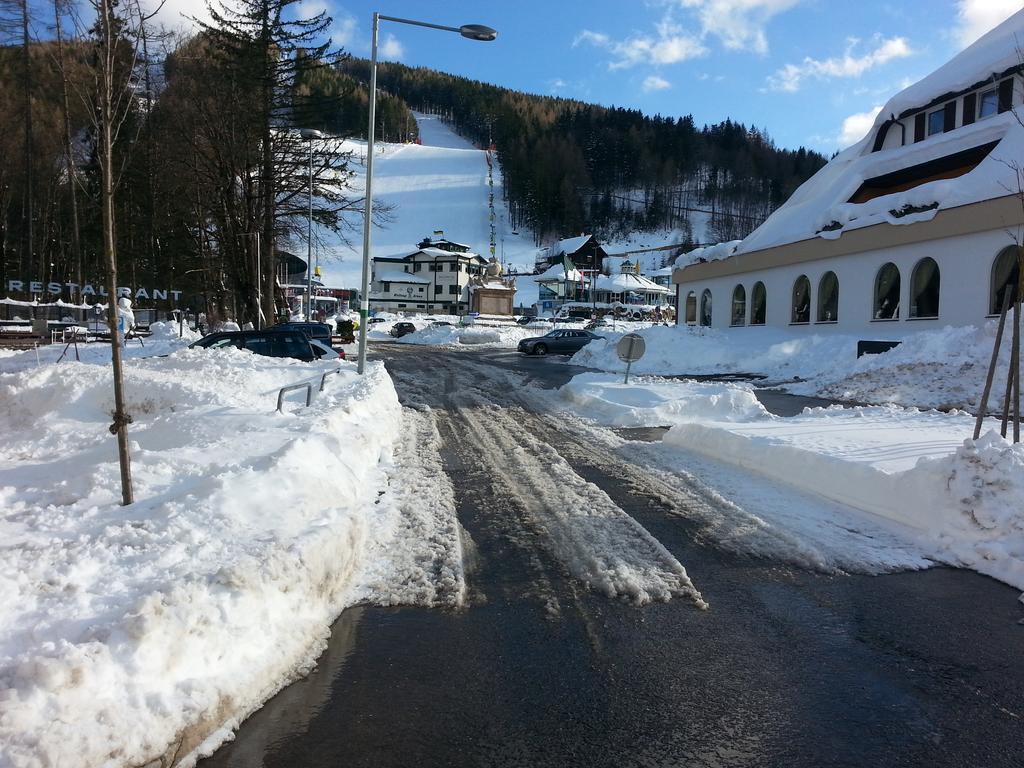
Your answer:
(321, 113), (538, 294)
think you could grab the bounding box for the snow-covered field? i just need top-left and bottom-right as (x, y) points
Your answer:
(0, 342), (463, 767)
(556, 373), (1024, 595)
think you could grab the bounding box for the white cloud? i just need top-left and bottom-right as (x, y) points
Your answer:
(766, 36), (913, 92)
(678, 0), (803, 54)
(838, 105), (882, 147)
(380, 33), (403, 59)
(643, 74), (672, 92)
(954, 0), (1023, 48)
(573, 30), (610, 47)
(330, 12), (357, 48)
(573, 21), (707, 69)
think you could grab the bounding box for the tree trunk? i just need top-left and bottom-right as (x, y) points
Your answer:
(99, 0), (134, 505)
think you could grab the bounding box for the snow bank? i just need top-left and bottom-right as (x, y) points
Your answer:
(0, 349), (413, 767)
(571, 319), (1024, 411)
(0, 330), (196, 375)
(560, 374), (771, 427)
(663, 406), (1024, 592)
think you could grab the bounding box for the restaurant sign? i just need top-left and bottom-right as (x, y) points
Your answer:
(6, 279), (182, 302)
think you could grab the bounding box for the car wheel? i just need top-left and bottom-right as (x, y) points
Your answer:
(534, 343), (547, 356)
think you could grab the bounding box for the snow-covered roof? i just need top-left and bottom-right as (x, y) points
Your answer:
(534, 263), (586, 283)
(375, 247), (485, 262)
(554, 234), (594, 255)
(373, 269), (431, 284)
(729, 9), (1024, 257)
(649, 266), (675, 277)
(415, 246), (484, 260)
(594, 272), (670, 294)
(676, 241), (742, 267)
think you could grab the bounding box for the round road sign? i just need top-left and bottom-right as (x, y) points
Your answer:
(616, 333), (646, 363)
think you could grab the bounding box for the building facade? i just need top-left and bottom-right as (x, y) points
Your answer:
(369, 244), (489, 314)
(673, 12), (1024, 337)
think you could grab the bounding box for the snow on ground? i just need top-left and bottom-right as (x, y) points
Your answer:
(0, 345), (462, 767)
(531, 405), (932, 577)
(555, 373), (1024, 595)
(570, 319), (1024, 411)
(0, 320), (198, 374)
(663, 406), (1024, 592)
(560, 373), (768, 427)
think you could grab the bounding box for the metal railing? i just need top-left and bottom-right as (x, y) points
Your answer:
(320, 368), (341, 391)
(276, 382), (313, 413)
(276, 367), (344, 413)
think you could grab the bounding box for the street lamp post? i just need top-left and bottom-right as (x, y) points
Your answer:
(356, 13), (497, 374)
(301, 128), (323, 321)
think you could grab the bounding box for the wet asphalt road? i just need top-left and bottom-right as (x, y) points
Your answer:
(199, 346), (1024, 768)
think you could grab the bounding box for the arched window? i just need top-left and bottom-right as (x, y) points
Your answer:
(791, 275), (810, 323)
(817, 271), (839, 322)
(751, 282), (766, 325)
(874, 263), (900, 319)
(910, 258), (940, 318)
(700, 289), (713, 326)
(731, 285), (746, 326)
(991, 247), (1020, 315)
(685, 291), (697, 324)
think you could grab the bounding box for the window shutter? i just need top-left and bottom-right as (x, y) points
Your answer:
(998, 78), (1013, 113)
(914, 113), (926, 142)
(943, 101), (956, 132)
(963, 93), (977, 125)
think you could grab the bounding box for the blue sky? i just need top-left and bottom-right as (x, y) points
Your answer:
(36, 0), (1021, 154)
(294, 0), (1023, 154)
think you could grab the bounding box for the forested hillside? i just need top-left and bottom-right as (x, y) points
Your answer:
(340, 60), (827, 245)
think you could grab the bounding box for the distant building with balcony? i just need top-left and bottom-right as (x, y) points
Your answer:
(369, 238), (490, 314)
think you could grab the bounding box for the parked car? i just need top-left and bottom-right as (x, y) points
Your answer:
(308, 338), (345, 360)
(190, 328), (328, 362)
(368, 317), (388, 324)
(515, 315), (535, 325)
(390, 322), (417, 338)
(274, 321), (332, 346)
(517, 329), (604, 356)
(431, 320), (453, 327)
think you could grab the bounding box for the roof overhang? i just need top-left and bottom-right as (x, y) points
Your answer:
(673, 193), (1024, 284)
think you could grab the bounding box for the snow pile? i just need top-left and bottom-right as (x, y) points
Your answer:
(386, 322), (541, 349)
(147, 319), (202, 342)
(675, 240), (742, 268)
(0, 330), (196, 375)
(560, 374), (771, 427)
(571, 319), (1023, 410)
(662, 405), (1024, 591)
(0, 348), (440, 767)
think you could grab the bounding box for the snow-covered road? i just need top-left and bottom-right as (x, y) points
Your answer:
(201, 345), (1024, 768)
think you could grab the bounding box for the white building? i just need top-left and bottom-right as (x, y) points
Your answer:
(673, 12), (1024, 336)
(369, 242), (489, 314)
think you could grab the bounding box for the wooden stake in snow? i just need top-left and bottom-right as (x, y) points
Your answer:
(974, 287), (1013, 440)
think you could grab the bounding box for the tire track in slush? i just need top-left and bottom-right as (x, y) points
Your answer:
(389, 355), (706, 609)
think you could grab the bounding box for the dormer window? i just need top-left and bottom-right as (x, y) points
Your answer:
(927, 108), (945, 136)
(979, 88), (998, 119)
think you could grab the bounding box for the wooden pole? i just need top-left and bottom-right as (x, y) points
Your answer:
(974, 287), (1013, 439)
(1014, 296), (1021, 443)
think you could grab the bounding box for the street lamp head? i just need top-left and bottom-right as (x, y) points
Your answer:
(300, 128), (325, 140)
(459, 24), (497, 41)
